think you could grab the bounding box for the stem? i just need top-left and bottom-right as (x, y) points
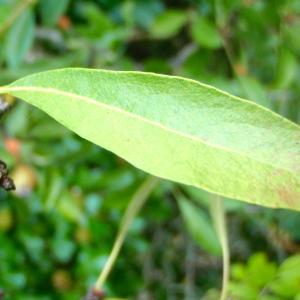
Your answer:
(215, 0), (235, 69)
(94, 176), (159, 291)
(0, 0), (37, 37)
(210, 196), (230, 300)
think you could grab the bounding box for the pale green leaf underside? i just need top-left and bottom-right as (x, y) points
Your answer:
(0, 69), (299, 210)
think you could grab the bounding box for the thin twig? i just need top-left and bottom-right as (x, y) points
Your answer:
(214, 0), (239, 72)
(184, 237), (196, 300)
(94, 176), (160, 291)
(210, 197), (229, 300)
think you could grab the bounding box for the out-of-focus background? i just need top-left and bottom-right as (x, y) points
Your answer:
(0, 0), (300, 299)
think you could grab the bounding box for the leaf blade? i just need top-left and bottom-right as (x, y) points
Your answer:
(178, 196), (221, 256)
(1, 68), (299, 210)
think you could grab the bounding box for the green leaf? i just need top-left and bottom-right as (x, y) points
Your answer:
(57, 191), (85, 224)
(178, 196), (221, 255)
(39, 0), (70, 26)
(245, 253), (277, 288)
(0, 68), (299, 210)
(75, 4), (114, 40)
(269, 254), (300, 298)
(4, 9), (35, 69)
(149, 9), (187, 39)
(276, 254), (300, 281)
(284, 20), (300, 52)
(273, 47), (297, 89)
(191, 16), (222, 49)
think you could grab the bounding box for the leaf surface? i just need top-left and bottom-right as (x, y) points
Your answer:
(0, 68), (299, 210)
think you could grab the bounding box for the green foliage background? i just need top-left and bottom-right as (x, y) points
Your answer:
(0, 0), (300, 299)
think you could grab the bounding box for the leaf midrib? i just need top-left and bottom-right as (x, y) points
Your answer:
(1, 85), (295, 175)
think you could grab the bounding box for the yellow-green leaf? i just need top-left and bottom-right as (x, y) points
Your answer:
(149, 10), (187, 39)
(0, 68), (299, 210)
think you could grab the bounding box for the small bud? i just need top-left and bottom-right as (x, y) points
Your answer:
(82, 287), (105, 300)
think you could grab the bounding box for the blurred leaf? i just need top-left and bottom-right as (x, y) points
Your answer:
(39, 0), (70, 27)
(57, 191), (85, 224)
(133, 0), (163, 29)
(190, 16), (222, 49)
(228, 253), (300, 299)
(19, 234), (45, 265)
(6, 273), (27, 289)
(0, 50), (88, 84)
(4, 101), (30, 136)
(284, 19), (300, 51)
(120, 0), (135, 28)
(29, 120), (69, 139)
(76, 3), (113, 39)
(43, 169), (65, 210)
(270, 255), (300, 297)
(84, 194), (102, 216)
(51, 238), (76, 263)
(149, 9), (187, 39)
(178, 196), (221, 255)
(183, 186), (211, 207)
(229, 282), (259, 300)
(4, 8), (35, 69)
(229, 253), (278, 300)
(273, 47), (297, 89)
(245, 253), (277, 288)
(231, 263), (246, 281)
(276, 254), (300, 281)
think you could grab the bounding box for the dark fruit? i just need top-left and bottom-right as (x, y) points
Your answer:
(0, 160), (15, 192)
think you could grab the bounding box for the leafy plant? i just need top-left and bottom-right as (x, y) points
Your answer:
(0, 0), (300, 299)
